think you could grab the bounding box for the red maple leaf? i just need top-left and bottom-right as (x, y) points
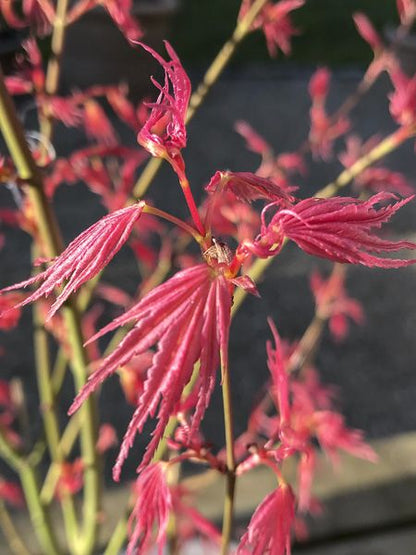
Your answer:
(137, 41), (191, 179)
(0, 203), (145, 319)
(244, 192), (416, 267)
(69, 263), (233, 479)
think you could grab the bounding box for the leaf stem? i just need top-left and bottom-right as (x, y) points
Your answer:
(143, 204), (203, 243)
(220, 353), (236, 555)
(178, 177), (206, 236)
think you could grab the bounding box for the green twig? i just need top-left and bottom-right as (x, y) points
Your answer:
(0, 67), (101, 555)
(0, 500), (31, 555)
(0, 430), (60, 554)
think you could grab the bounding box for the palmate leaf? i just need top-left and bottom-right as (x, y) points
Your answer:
(249, 192), (416, 266)
(69, 264), (232, 479)
(0, 203), (145, 319)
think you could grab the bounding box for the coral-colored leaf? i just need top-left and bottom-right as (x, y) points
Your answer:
(0, 203), (145, 319)
(251, 193), (416, 267)
(137, 41), (191, 175)
(206, 170), (295, 204)
(69, 264), (233, 479)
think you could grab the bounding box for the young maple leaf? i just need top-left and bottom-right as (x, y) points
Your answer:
(235, 120), (273, 156)
(397, 0), (416, 26)
(0, 203), (145, 319)
(0, 0), (54, 34)
(353, 12), (382, 53)
(100, 0), (143, 43)
(238, 483), (295, 555)
(339, 135), (414, 196)
(83, 99), (117, 145)
(244, 192), (416, 268)
(310, 267), (365, 342)
(389, 69), (416, 127)
(267, 320), (377, 511)
(205, 170), (295, 204)
(55, 459), (84, 500)
(239, 0), (305, 58)
(128, 463), (172, 555)
(308, 68), (350, 160)
(137, 41), (191, 178)
(0, 293), (24, 330)
(0, 479), (24, 507)
(353, 12), (396, 85)
(69, 262), (233, 479)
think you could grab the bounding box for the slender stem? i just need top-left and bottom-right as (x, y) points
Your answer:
(0, 431), (60, 555)
(64, 310), (101, 555)
(133, 0), (269, 199)
(317, 125), (414, 198)
(187, 0), (267, 120)
(220, 352), (236, 555)
(0, 68), (101, 555)
(178, 177), (206, 236)
(39, 0), (70, 147)
(0, 501), (31, 555)
(33, 296), (80, 551)
(19, 465), (61, 555)
(103, 516), (128, 555)
(143, 204), (203, 243)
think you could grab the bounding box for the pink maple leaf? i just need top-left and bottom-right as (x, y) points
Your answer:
(267, 321), (377, 511)
(0, 0), (54, 34)
(339, 135), (414, 196)
(96, 423), (118, 454)
(308, 66), (330, 101)
(0, 203), (145, 319)
(239, 0), (305, 58)
(69, 263), (232, 479)
(0, 479), (24, 507)
(0, 293), (24, 330)
(83, 99), (117, 145)
(128, 463), (172, 555)
(308, 68), (350, 160)
(353, 12), (382, 52)
(313, 411), (378, 465)
(205, 170), (295, 204)
(235, 120), (272, 156)
(100, 0), (143, 43)
(397, 0), (416, 26)
(137, 41), (191, 179)
(238, 483), (295, 555)
(310, 268), (365, 342)
(353, 12), (396, 84)
(245, 192), (416, 267)
(389, 69), (416, 127)
(55, 459), (84, 500)
(106, 86), (138, 130)
(67, 0), (142, 42)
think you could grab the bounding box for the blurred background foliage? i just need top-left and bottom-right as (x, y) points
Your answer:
(171, 0), (399, 65)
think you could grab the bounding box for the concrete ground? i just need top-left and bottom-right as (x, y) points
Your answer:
(1, 65), (416, 552)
